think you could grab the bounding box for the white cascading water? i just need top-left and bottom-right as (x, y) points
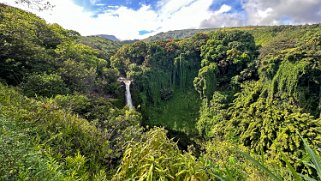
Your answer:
(123, 79), (133, 109)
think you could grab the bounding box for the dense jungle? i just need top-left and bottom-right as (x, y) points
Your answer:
(1, 3), (321, 180)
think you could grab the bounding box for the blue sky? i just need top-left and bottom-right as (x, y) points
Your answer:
(2, 0), (321, 40)
(73, 0), (243, 17)
(74, 0), (159, 11)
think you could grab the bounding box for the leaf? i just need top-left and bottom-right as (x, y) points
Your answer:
(147, 164), (154, 181)
(297, 173), (317, 181)
(299, 134), (321, 180)
(281, 153), (302, 181)
(175, 170), (188, 177)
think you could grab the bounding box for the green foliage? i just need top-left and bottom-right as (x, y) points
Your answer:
(0, 5), (57, 83)
(53, 94), (90, 113)
(0, 83), (112, 179)
(58, 59), (96, 93)
(240, 152), (282, 181)
(111, 38), (204, 134)
(197, 91), (228, 138)
(92, 108), (144, 161)
(21, 73), (69, 97)
(263, 49), (321, 116)
(111, 37), (202, 103)
(0, 117), (64, 180)
(299, 135), (321, 180)
(64, 151), (89, 180)
(244, 134), (321, 181)
(113, 128), (221, 180)
(193, 62), (218, 98)
(0, 4), (121, 97)
(78, 36), (121, 64)
(53, 93), (144, 163)
(3, 4), (321, 180)
(144, 29), (209, 42)
(55, 41), (102, 66)
(193, 25), (321, 179)
(221, 81), (321, 175)
(194, 31), (258, 98)
(146, 89), (200, 135)
(268, 53), (309, 100)
(54, 41), (111, 93)
(202, 139), (270, 180)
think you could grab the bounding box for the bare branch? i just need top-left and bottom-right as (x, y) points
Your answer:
(14, 0), (54, 11)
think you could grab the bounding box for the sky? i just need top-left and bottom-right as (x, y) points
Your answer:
(2, 0), (321, 40)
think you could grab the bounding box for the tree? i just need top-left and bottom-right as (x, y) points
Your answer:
(194, 31), (258, 98)
(14, 0), (54, 11)
(21, 73), (69, 97)
(59, 59), (96, 93)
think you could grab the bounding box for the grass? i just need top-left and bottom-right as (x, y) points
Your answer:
(145, 89), (201, 135)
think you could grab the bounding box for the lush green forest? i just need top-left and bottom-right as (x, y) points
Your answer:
(1, 4), (321, 180)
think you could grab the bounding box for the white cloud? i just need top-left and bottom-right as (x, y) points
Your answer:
(89, 0), (100, 5)
(215, 4), (231, 14)
(201, 0), (321, 29)
(107, 5), (119, 8)
(243, 0), (321, 25)
(1, 0), (321, 40)
(156, 0), (213, 32)
(0, 0), (216, 40)
(201, 4), (245, 28)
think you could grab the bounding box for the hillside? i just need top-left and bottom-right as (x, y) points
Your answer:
(144, 29), (211, 41)
(78, 36), (121, 63)
(1, 3), (321, 180)
(93, 34), (120, 41)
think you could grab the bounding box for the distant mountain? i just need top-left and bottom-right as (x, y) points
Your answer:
(94, 34), (120, 41)
(93, 29), (211, 42)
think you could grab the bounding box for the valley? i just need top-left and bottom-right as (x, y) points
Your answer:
(1, 3), (321, 180)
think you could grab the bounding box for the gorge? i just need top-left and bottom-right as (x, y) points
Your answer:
(1, 3), (321, 180)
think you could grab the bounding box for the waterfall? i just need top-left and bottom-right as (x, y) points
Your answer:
(116, 77), (132, 109)
(118, 77), (134, 109)
(124, 80), (133, 109)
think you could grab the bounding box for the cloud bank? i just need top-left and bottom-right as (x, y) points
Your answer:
(1, 0), (321, 40)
